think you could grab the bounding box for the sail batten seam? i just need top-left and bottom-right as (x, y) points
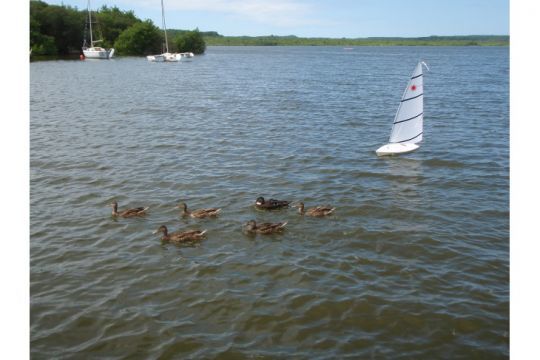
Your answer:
(401, 93), (423, 102)
(394, 112), (423, 125)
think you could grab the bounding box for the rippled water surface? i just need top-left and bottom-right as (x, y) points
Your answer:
(30, 46), (509, 358)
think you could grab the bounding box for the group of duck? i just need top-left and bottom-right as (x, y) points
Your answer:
(109, 197), (336, 244)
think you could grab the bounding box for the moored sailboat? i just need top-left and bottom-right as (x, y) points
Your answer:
(376, 61), (429, 156)
(82, 0), (115, 59)
(147, 0), (194, 62)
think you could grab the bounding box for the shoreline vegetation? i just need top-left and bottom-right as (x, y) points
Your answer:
(30, 0), (206, 56)
(204, 34), (509, 47)
(30, 0), (508, 57)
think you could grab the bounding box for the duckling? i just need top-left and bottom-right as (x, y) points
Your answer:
(110, 201), (149, 217)
(243, 220), (287, 234)
(294, 202), (335, 217)
(153, 225), (207, 243)
(254, 197), (290, 210)
(177, 202), (221, 218)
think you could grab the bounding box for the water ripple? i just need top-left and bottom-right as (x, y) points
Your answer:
(31, 46), (508, 358)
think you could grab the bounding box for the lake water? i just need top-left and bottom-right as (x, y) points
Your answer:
(30, 46), (509, 359)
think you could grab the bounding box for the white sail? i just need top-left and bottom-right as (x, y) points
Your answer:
(388, 62), (425, 144)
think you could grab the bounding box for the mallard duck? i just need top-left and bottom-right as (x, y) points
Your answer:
(243, 220), (287, 234)
(254, 197), (290, 210)
(294, 202), (335, 217)
(177, 202), (221, 218)
(110, 201), (149, 217)
(153, 225), (207, 243)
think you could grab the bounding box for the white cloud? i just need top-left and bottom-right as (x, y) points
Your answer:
(131, 0), (316, 27)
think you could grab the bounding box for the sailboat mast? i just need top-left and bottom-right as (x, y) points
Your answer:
(161, 0), (169, 53)
(87, 0), (93, 45)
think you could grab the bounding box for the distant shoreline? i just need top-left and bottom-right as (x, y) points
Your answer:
(30, 43), (508, 61)
(201, 34), (509, 47)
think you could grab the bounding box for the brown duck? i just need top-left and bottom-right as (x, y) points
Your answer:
(254, 197), (290, 210)
(177, 202), (221, 218)
(110, 201), (149, 217)
(243, 220), (287, 234)
(294, 202), (335, 217)
(153, 225), (207, 243)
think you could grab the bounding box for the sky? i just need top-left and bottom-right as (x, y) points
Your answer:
(44, 0), (509, 38)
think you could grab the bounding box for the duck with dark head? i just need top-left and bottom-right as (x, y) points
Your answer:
(254, 197), (290, 210)
(109, 201), (149, 218)
(153, 225), (207, 243)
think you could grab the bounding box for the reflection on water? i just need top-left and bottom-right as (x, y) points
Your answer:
(381, 157), (428, 234)
(385, 157), (424, 197)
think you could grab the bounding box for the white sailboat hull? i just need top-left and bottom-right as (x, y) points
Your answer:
(376, 143), (419, 156)
(83, 47), (114, 59)
(147, 52), (195, 62)
(147, 54), (165, 62)
(147, 52), (178, 62)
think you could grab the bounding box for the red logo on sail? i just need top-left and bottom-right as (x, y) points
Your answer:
(411, 85), (417, 91)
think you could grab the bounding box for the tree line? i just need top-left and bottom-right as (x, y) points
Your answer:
(30, 0), (507, 56)
(30, 0), (206, 56)
(204, 34), (509, 47)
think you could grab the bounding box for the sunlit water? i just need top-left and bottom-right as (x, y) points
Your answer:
(30, 46), (509, 358)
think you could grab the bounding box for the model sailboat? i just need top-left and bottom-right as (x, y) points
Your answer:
(376, 61), (429, 156)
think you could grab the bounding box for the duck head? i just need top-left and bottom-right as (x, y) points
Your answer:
(244, 220), (257, 231)
(174, 202), (189, 212)
(255, 197), (265, 205)
(293, 202), (305, 214)
(109, 201), (119, 214)
(153, 225), (168, 235)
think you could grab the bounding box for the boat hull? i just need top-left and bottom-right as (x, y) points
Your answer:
(83, 47), (114, 59)
(147, 54), (165, 62)
(147, 52), (195, 62)
(375, 143), (419, 156)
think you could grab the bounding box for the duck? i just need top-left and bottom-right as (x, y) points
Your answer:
(110, 201), (149, 217)
(243, 220), (287, 234)
(293, 202), (335, 217)
(177, 202), (221, 218)
(153, 225), (207, 243)
(254, 197), (290, 210)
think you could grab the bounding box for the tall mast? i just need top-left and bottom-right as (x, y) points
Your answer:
(88, 0), (93, 45)
(161, 0), (169, 53)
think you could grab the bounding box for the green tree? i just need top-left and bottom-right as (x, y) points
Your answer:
(96, 6), (141, 48)
(114, 20), (162, 55)
(174, 29), (206, 54)
(30, 0), (84, 55)
(31, 33), (58, 55)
